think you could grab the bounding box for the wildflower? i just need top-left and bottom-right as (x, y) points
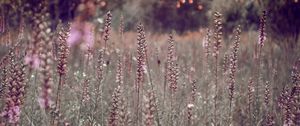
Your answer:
(24, 54), (40, 69)
(187, 104), (194, 108)
(67, 22), (95, 50)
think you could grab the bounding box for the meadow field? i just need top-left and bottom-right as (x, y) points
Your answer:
(0, 0), (300, 126)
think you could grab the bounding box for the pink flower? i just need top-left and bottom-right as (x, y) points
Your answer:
(83, 23), (94, 47)
(9, 106), (20, 124)
(38, 96), (53, 109)
(1, 106), (21, 124)
(187, 103), (194, 108)
(24, 54), (40, 69)
(67, 21), (94, 50)
(67, 26), (82, 47)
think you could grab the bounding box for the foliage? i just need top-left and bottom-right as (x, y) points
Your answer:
(141, 0), (211, 34)
(259, 0), (300, 49)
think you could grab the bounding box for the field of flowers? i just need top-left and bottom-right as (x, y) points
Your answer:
(0, 0), (300, 126)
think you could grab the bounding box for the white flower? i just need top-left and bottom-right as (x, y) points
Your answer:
(97, 18), (104, 24)
(132, 57), (137, 61)
(187, 103), (194, 108)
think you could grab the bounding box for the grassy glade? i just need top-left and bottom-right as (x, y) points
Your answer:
(0, 2), (300, 126)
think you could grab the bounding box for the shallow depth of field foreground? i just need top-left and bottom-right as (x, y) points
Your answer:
(0, 0), (300, 126)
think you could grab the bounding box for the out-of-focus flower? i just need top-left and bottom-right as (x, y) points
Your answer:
(69, 1), (105, 50)
(198, 4), (203, 11)
(38, 97), (53, 109)
(100, 1), (106, 7)
(78, 0), (96, 18)
(187, 103), (194, 108)
(83, 23), (94, 48)
(67, 22), (95, 50)
(10, 106), (20, 123)
(67, 25), (81, 46)
(1, 105), (21, 124)
(176, 1), (181, 8)
(24, 54), (40, 69)
(97, 18), (104, 24)
(202, 37), (208, 48)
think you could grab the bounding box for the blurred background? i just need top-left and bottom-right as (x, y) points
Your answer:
(0, 0), (300, 58)
(1, 0), (300, 42)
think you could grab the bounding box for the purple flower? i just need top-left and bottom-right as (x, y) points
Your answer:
(67, 26), (82, 47)
(67, 22), (94, 50)
(9, 106), (20, 124)
(1, 105), (21, 124)
(38, 97), (53, 109)
(84, 23), (94, 45)
(24, 54), (40, 69)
